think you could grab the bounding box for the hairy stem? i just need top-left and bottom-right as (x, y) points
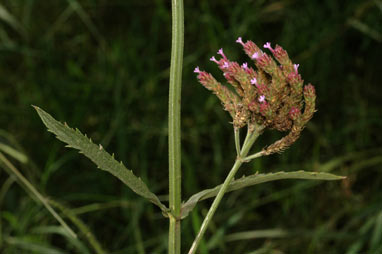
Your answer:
(188, 125), (264, 254)
(168, 0), (184, 253)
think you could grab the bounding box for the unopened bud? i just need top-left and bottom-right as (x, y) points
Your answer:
(259, 102), (272, 118)
(273, 45), (291, 66)
(304, 84), (316, 99)
(256, 53), (277, 74)
(289, 107), (301, 120)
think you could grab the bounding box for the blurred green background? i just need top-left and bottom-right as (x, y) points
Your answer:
(0, 0), (381, 253)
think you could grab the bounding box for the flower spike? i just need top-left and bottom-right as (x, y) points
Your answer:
(195, 38), (316, 148)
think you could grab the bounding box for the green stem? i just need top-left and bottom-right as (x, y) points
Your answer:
(243, 151), (265, 161)
(168, 0), (184, 253)
(188, 125), (264, 254)
(234, 128), (240, 156)
(242, 124), (252, 149)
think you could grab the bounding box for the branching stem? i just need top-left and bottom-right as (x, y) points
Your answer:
(188, 124), (264, 254)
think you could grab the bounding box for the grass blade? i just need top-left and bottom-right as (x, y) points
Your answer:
(0, 152), (77, 238)
(0, 3), (26, 36)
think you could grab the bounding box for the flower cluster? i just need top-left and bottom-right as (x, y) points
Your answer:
(194, 38), (316, 154)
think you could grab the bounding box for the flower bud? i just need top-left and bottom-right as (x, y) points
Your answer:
(240, 40), (262, 60)
(289, 107), (301, 120)
(273, 45), (292, 66)
(256, 53), (278, 74)
(259, 102), (272, 118)
(304, 84), (316, 98)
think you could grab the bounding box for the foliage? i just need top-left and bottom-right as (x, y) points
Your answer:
(0, 0), (381, 253)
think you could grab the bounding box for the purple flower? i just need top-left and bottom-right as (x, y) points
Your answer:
(251, 52), (260, 59)
(210, 56), (219, 64)
(258, 95), (266, 103)
(250, 77), (257, 85)
(263, 42), (273, 52)
(293, 64), (299, 73)
(194, 67), (200, 73)
(242, 62), (248, 70)
(236, 37), (245, 46)
(217, 48), (227, 59)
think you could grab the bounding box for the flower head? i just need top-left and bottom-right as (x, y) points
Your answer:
(195, 37), (316, 152)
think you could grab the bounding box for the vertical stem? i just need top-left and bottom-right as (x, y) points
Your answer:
(188, 125), (264, 254)
(168, 0), (184, 254)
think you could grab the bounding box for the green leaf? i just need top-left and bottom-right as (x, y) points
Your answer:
(181, 170), (345, 219)
(34, 106), (168, 213)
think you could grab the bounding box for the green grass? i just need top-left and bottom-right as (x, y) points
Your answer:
(0, 0), (381, 253)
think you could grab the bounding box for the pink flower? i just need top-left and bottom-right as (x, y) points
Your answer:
(258, 95), (266, 103)
(236, 37), (245, 46)
(210, 56), (219, 64)
(194, 67), (200, 73)
(294, 64), (299, 73)
(242, 62), (248, 70)
(250, 77), (257, 85)
(222, 62), (229, 68)
(263, 42), (274, 52)
(217, 48), (227, 59)
(251, 52), (260, 59)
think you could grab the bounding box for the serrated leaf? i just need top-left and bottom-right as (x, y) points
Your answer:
(181, 170), (345, 219)
(34, 106), (168, 213)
